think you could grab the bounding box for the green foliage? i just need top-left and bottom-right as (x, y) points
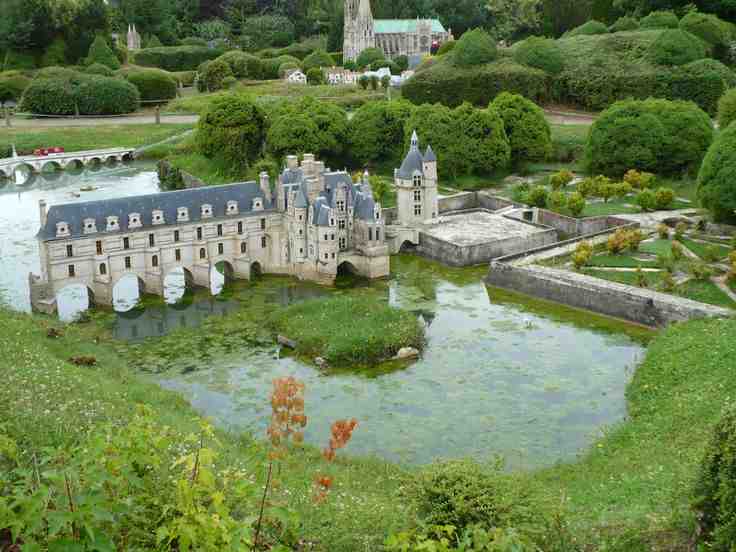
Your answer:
(654, 187), (675, 209)
(550, 169), (574, 190)
(586, 98), (713, 176)
(609, 16), (639, 32)
(513, 37), (564, 75)
(526, 185), (549, 207)
(3, 50), (36, 72)
(200, 57), (234, 92)
(278, 61), (300, 78)
(567, 191), (586, 216)
(385, 525), (539, 551)
(437, 40), (457, 55)
(145, 34), (163, 48)
(240, 15), (295, 51)
(268, 295), (424, 365)
(394, 54), (409, 71)
(86, 35), (120, 70)
(218, 51), (266, 79)
(84, 62), (114, 76)
(564, 20), (609, 37)
(0, 71), (30, 104)
(301, 50), (335, 72)
(698, 122), (736, 223)
(172, 70), (196, 87)
(407, 460), (534, 533)
(640, 10), (680, 29)
(306, 67), (325, 85)
(40, 36), (67, 67)
(636, 188), (657, 211)
(452, 28), (498, 67)
(717, 88), (736, 129)
(123, 67), (178, 101)
(490, 92), (552, 164)
(134, 46), (223, 72)
(646, 29), (707, 66)
(679, 11), (728, 49)
(196, 94), (266, 175)
(572, 240), (594, 268)
(371, 59), (401, 75)
(181, 37), (208, 47)
(348, 100), (415, 164)
(356, 47), (385, 69)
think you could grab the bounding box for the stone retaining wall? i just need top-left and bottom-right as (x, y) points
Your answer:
(486, 263), (732, 327)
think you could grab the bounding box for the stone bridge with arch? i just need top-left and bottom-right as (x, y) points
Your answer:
(0, 148), (136, 179)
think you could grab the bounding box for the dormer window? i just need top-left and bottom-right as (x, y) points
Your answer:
(201, 204), (213, 218)
(128, 213), (142, 229)
(330, 218), (335, 227)
(177, 207), (189, 222)
(152, 209), (165, 225)
(83, 218), (97, 234)
(226, 201), (239, 215)
(252, 198), (263, 211)
(106, 216), (119, 232)
(375, 207), (381, 221)
(56, 222), (70, 237)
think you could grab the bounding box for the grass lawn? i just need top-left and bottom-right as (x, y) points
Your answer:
(582, 268), (662, 287)
(0, 124), (193, 155)
(581, 200), (641, 217)
(588, 253), (660, 268)
(674, 279), (736, 309)
(657, 176), (699, 203)
(640, 238), (675, 256)
(549, 123), (588, 166)
(680, 237), (732, 261)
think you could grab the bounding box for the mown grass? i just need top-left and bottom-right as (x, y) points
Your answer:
(268, 294), (425, 365)
(673, 279), (736, 309)
(0, 124), (193, 155)
(680, 238), (732, 261)
(588, 253), (660, 268)
(640, 239), (675, 256)
(582, 268), (662, 288)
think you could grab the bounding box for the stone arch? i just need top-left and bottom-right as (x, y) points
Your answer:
(250, 261), (262, 279)
(164, 266), (195, 305)
(86, 157), (103, 170)
(399, 240), (417, 253)
(0, 165), (10, 179)
(337, 260), (358, 276)
(41, 160), (62, 173)
(112, 273), (146, 312)
(104, 155), (119, 166)
(64, 159), (84, 172)
(55, 282), (94, 322)
(210, 260), (235, 295)
(121, 152), (134, 163)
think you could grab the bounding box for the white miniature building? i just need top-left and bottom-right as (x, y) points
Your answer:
(285, 69), (307, 85)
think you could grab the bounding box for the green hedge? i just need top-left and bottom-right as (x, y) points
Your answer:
(512, 37), (564, 75)
(452, 28), (497, 66)
(133, 46), (223, 72)
(171, 71), (196, 87)
(3, 51), (36, 71)
(122, 68), (178, 101)
(564, 20), (609, 37)
(640, 10), (680, 29)
(609, 16), (639, 32)
(301, 50), (336, 72)
(0, 71), (30, 104)
(403, 58), (549, 108)
(698, 122), (736, 223)
(717, 88), (736, 129)
(84, 63), (115, 77)
(646, 29), (707, 66)
(217, 51), (265, 79)
(85, 36), (120, 70)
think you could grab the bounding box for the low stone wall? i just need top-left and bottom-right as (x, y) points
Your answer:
(535, 210), (629, 238)
(477, 193), (523, 211)
(486, 263), (732, 327)
(437, 192), (478, 213)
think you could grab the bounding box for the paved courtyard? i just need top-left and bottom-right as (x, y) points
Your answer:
(421, 210), (549, 247)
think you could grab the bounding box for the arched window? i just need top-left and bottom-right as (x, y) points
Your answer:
(199, 248), (206, 259)
(152, 255), (159, 267)
(99, 263), (107, 275)
(240, 242), (247, 254)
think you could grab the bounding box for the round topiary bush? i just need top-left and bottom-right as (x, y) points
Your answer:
(679, 11), (728, 48)
(74, 75), (140, 115)
(647, 29), (707, 66)
(200, 57), (234, 91)
(693, 404), (736, 548)
(453, 28), (497, 67)
(217, 51), (265, 79)
(513, 37), (564, 75)
(267, 113), (320, 158)
(124, 68), (178, 101)
(181, 37), (208, 47)
(348, 100), (415, 163)
(301, 49), (336, 72)
(489, 92), (551, 164)
(564, 20), (609, 37)
(698, 123), (736, 222)
(86, 35), (120, 70)
(84, 63), (115, 77)
(196, 95), (266, 174)
(356, 47), (385, 69)
(717, 89), (736, 129)
(34, 66), (78, 80)
(0, 71), (30, 105)
(609, 16), (640, 32)
(640, 10), (680, 29)
(19, 77), (79, 115)
(306, 67), (325, 85)
(437, 41), (456, 55)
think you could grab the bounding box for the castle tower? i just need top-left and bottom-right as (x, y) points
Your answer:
(344, 0), (375, 61)
(395, 131), (439, 225)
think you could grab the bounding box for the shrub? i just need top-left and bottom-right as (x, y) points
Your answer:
(610, 16), (640, 32)
(549, 190), (568, 211)
(172, 71), (196, 87)
(0, 71), (30, 104)
(86, 36), (120, 70)
(40, 37), (67, 67)
(636, 189), (657, 211)
(437, 41), (456, 55)
(614, 181), (633, 197)
(513, 37), (564, 75)
(356, 47), (385, 69)
(526, 185), (549, 207)
(607, 228), (630, 254)
(408, 460), (531, 532)
(675, 59), (736, 115)
(635, 266), (649, 287)
(660, 270), (676, 291)
(717, 88), (736, 129)
(348, 100), (414, 163)
(624, 169), (656, 189)
(647, 29), (707, 66)
(675, 221), (688, 240)
(586, 99), (713, 176)
(222, 76), (237, 89)
(35, 66), (79, 80)
(576, 178), (599, 198)
(655, 187), (675, 209)
(550, 169), (574, 190)
(278, 61), (300, 78)
(267, 114), (320, 159)
(489, 92), (551, 164)
(306, 67), (325, 85)
(679, 11), (728, 48)
(371, 59), (401, 75)
(3, 51), (36, 72)
(688, 260), (714, 280)
(217, 51), (264, 79)
(240, 15), (295, 51)
(698, 122), (736, 223)
(200, 58), (233, 92)
(629, 229), (644, 251)
(599, 181), (618, 202)
(134, 46), (223, 72)
(84, 63), (114, 77)
(196, 94), (266, 174)
(394, 55), (409, 71)
(704, 244), (722, 263)
(302, 50), (335, 72)
(123, 68), (177, 101)
(564, 20), (609, 37)
(181, 37), (208, 47)
(573, 241), (594, 268)
(672, 240), (685, 260)
(453, 29), (497, 67)
(658, 223), (670, 239)
(640, 10), (680, 29)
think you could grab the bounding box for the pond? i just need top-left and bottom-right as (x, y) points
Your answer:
(0, 162), (649, 469)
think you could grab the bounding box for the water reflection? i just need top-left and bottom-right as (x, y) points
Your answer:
(56, 284), (91, 322)
(113, 274), (142, 312)
(164, 268), (189, 304)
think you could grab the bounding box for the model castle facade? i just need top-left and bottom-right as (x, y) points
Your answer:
(343, 0), (453, 61)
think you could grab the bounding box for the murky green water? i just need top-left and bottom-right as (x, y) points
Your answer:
(1, 164), (649, 469)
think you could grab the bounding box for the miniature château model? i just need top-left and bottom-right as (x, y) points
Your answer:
(30, 154), (390, 311)
(127, 25), (142, 51)
(395, 131), (439, 225)
(343, 0), (453, 61)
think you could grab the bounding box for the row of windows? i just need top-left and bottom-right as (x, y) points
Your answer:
(67, 239), (266, 277)
(70, 220), (264, 258)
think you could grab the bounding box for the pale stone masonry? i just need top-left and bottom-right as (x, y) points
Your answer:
(30, 155), (389, 311)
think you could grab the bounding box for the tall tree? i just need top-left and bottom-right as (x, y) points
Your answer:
(223, 0), (257, 36)
(486, 0), (542, 41)
(542, 0), (593, 36)
(433, 0), (488, 37)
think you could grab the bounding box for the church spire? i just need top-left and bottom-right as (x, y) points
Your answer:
(410, 130), (419, 151)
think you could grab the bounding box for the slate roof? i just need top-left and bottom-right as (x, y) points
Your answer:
(397, 149), (424, 179)
(39, 182), (270, 241)
(424, 145), (436, 162)
(374, 19), (447, 34)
